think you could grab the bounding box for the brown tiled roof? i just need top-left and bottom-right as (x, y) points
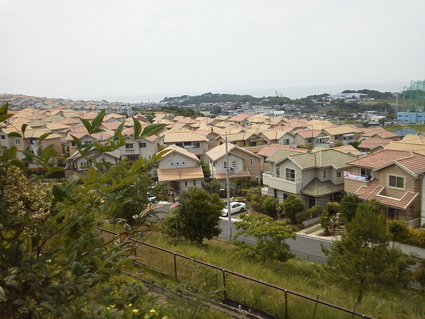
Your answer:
(301, 178), (343, 197)
(157, 166), (204, 182)
(359, 137), (391, 150)
(347, 150), (415, 169)
(229, 113), (251, 122)
(354, 179), (419, 209)
(348, 149), (425, 176)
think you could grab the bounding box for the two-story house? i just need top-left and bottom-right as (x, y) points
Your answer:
(344, 149), (425, 223)
(206, 143), (263, 186)
(162, 130), (210, 161)
(120, 130), (158, 162)
(293, 129), (330, 148)
(263, 149), (357, 207)
(323, 125), (363, 146)
(156, 144), (205, 193)
(259, 128), (295, 146)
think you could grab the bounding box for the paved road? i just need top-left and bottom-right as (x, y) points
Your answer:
(154, 202), (332, 263)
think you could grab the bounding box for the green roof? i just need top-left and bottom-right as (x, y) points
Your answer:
(301, 178), (343, 197)
(289, 150), (356, 169)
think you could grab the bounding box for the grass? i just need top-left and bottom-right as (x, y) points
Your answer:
(98, 222), (425, 319)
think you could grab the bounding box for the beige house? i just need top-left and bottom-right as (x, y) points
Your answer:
(119, 130), (158, 162)
(344, 149), (425, 223)
(65, 148), (121, 176)
(322, 125), (363, 146)
(156, 144), (204, 192)
(263, 149), (356, 207)
(162, 130), (210, 161)
(293, 129), (330, 148)
(216, 131), (264, 148)
(259, 128), (295, 146)
(206, 143), (263, 186)
(358, 137), (391, 153)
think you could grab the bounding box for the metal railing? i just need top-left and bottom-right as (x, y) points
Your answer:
(98, 227), (375, 319)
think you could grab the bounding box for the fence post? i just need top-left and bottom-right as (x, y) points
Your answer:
(312, 293), (320, 319)
(173, 253), (178, 282)
(285, 289), (288, 319)
(222, 269), (227, 301)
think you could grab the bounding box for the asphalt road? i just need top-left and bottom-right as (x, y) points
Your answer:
(154, 202), (332, 264)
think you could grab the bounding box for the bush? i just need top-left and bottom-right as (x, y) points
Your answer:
(325, 202), (340, 215)
(387, 220), (425, 248)
(262, 196), (279, 218)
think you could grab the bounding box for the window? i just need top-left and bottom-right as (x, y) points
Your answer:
(184, 181), (187, 187)
(223, 161), (227, 168)
(285, 168), (295, 182)
(306, 138), (312, 144)
(0, 135), (5, 140)
(337, 171), (342, 178)
(139, 142), (147, 148)
(232, 161), (236, 168)
(193, 180), (196, 186)
(71, 141), (76, 147)
(389, 175), (404, 188)
(250, 158), (253, 166)
(360, 168), (371, 177)
(283, 139), (289, 145)
(125, 143), (133, 149)
(15, 139), (20, 145)
(127, 155), (139, 161)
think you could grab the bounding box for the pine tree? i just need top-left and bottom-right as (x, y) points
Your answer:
(323, 199), (414, 302)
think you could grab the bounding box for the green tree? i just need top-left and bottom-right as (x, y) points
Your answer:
(283, 195), (305, 224)
(233, 213), (296, 262)
(339, 194), (360, 223)
(0, 104), (167, 317)
(161, 187), (222, 245)
(323, 199), (415, 302)
(262, 196), (279, 218)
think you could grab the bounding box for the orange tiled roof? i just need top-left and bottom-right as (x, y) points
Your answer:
(157, 166), (204, 182)
(354, 179), (419, 209)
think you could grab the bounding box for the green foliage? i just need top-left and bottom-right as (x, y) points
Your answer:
(249, 194), (266, 213)
(207, 178), (222, 195)
(282, 195), (305, 224)
(388, 221), (425, 248)
(323, 199), (415, 302)
(261, 196), (279, 218)
(233, 213), (296, 262)
(161, 187), (222, 245)
(320, 211), (331, 236)
(0, 103), (167, 317)
(339, 194), (360, 223)
(325, 201), (340, 216)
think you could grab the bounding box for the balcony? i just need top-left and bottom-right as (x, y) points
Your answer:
(263, 173), (301, 194)
(344, 171), (370, 193)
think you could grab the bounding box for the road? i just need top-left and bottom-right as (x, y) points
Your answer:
(154, 202), (332, 264)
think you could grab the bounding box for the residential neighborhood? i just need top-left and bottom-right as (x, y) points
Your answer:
(1, 92), (425, 230)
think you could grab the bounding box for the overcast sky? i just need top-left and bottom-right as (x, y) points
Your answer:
(1, 0), (424, 102)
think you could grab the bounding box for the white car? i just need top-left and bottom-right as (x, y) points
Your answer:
(221, 202), (246, 217)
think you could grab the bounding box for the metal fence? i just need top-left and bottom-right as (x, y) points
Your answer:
(98, 228), (375, 319)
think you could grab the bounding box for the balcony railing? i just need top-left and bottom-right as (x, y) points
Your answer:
(343, 171), (369, 182)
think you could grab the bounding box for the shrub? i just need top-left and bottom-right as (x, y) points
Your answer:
(262, 196), (279, 218)
(325, 202), (340, 215)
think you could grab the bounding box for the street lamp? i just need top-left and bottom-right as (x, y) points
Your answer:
(225, 134), (232, 241)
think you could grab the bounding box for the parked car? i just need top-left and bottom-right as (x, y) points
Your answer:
(221, 202), (246, 217)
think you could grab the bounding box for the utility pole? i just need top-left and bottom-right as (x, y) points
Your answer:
(225, 133), (232, 241)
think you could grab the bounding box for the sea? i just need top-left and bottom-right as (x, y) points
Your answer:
(80, 81), (411, 104)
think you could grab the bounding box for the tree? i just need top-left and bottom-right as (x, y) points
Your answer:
(323, 199), (415, 302)
(262, 196), (279, 218)
(0, 104), (168, 317)
(283, 195), (305, 224)
(339, 194), (360, 223)
(161, 187), (222, 245)
(233, 213), (296, 262)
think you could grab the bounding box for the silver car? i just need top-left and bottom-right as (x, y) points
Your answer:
(221, 202), (246, 217)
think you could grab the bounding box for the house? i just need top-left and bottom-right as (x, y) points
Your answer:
(360, 127), (400, 141)
(120, 129), (158, 162)
(344, 149), (425, 223)
(216, 131), (264, 148)
(358, 137), (391, 153)
(206, 143), (263, 186)
(322, 125), (363, 146)
(162, 130), (210, 161)
(156, 144), (205, 192)
(293, 129), (330, 148)
(263, 149), (357, 207)
(228, 113), (251, 127)
(259, 128), (295, 146)
(65, 148), (121, 176)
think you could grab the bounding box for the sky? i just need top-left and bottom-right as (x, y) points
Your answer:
(1, 0), (424, 102)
